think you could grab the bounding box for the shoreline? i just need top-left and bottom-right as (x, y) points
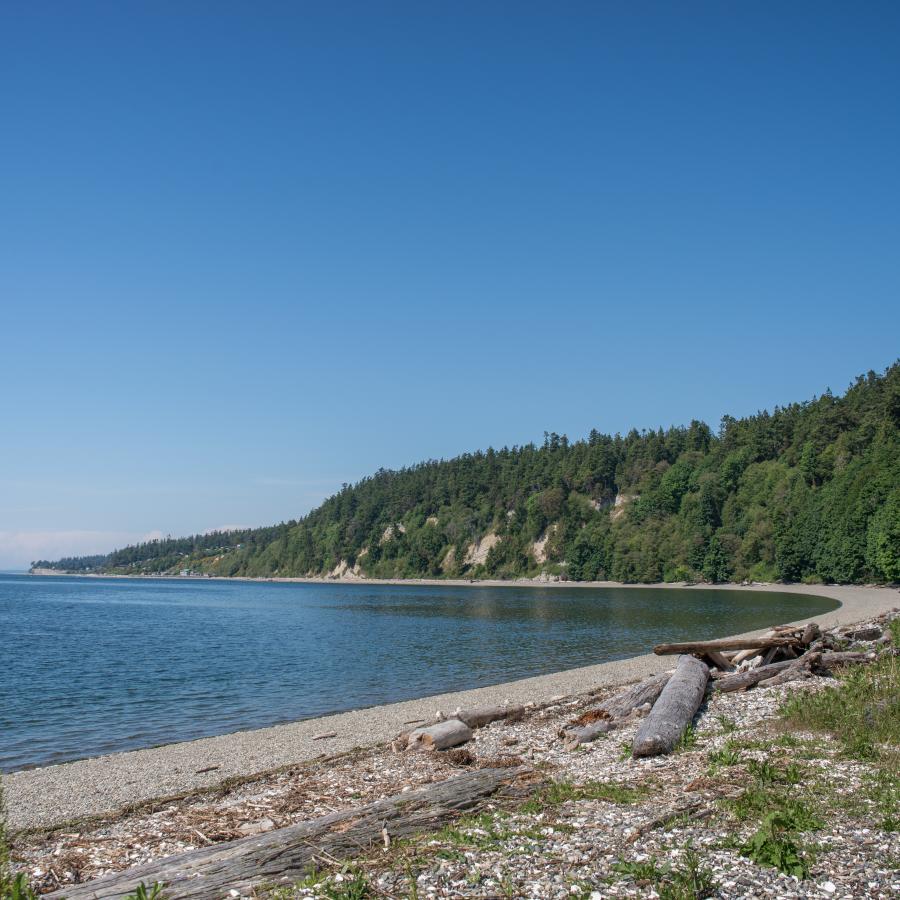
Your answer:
(5, 583), (898, 832)
(25, 567), (900, 592)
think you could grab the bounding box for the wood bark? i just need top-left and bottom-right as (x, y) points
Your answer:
(701, 650), (734, 671)
(817, 650), (875, 669)
(562, 720), (611, 750)
(407, 718), (473, 750)
(560, 673), (670, 750)
(632, 656), (709, 757)
(800, 623), (821, 645)
(730, 647), (762, 665)
(713, 659), (795, 692)
(454, 705), (525, 728)
(653, 635), (798, 656)
(594, 672), (671, 720)
(46, 768), (524, 900)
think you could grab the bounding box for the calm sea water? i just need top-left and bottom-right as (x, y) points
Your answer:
(0, 574), (838, 772)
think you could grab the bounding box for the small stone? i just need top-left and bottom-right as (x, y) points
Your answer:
(822, 881), (836, 893)
(237, 817), (274, 835)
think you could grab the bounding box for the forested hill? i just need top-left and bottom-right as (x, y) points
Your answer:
(36, 364), (900, 584)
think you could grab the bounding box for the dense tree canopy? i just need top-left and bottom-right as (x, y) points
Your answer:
(37, 364), (900, 584)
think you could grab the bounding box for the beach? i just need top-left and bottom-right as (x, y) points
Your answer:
(5, 581), (897, 833)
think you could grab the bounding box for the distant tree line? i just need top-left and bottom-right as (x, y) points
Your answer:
(38, 363), (900, 584)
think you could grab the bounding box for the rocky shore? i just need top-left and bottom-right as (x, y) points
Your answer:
(6, 586), (899, 898)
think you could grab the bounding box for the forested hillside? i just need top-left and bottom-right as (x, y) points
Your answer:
(36, 364), (900, 584)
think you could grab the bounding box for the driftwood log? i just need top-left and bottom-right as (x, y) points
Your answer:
(654, 635), (798, 655)
(563, 720), (612, 749)
(800, 623), (821, 645)
(731, 647), (763, 665)
(560, 673), (671, 749)
(407, 718), (473, 750)
(702, 650), (734, 671)
(632, 656), (709, 757)
(595, 672), (671, 720)
(46, 768), (525, 900)
(713, 659), (795, 692)
(454, 705), (525, 728)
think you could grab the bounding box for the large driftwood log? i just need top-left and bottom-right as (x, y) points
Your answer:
(595, 672), (671, 720)
(632, 656), (709, 757)
(407, 718), (473, 750)
(818, 650), (876, 669)
(46, 768), (524, 900)
(713, 659), (795, 692)
(654, 636), (798, 655)
(454, 705), (525, 728)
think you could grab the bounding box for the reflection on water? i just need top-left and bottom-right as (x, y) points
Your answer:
(0, 575), (837, 771)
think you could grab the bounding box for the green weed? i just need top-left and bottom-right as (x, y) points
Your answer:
(674, 725), (698, 753)
(716, 715), (737, 734)
(740, 811), (811, 878)
(707, 746), (741, 770)
(123, 884), (165, 900)
(321, 870), (371, 900)
(781, 653), (900, 762)
(615, 845), (715, 898)
(522, 779), (647, 813)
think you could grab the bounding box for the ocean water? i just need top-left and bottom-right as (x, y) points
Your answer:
(0, 574), (838, 771)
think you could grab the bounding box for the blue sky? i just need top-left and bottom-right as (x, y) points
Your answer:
(1, 2), (898, 568)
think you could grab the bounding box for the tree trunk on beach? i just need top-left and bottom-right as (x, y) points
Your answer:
(407, 718), (473, 750)
(653, 636), (798, 655)
(46, 768), (526, 900)
(632, 655), (708, 757)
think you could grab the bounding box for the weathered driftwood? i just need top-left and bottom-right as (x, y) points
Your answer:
(701, 650), (734, 671)
(626, 799), (714, 843)
(595, 672), (671, 720)
(713, 659), (795, 692)
(800, 623), (821, 645)
(563, 719), (612, 750)
(653, 635), (798, 655)
(560, 673), (671, 750)
(407, 718), (473, 750)
(842, 624), (883, 641)
(818, 650), (875, 669)
(46, 768), (524, 900)
(454, 705), (525, 728)
(756, 652), (820, 688)
(632, 656), (709, 757)
(730, 647), (762, 665)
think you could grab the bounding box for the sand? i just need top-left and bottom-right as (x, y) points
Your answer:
(5, 582), (897, 832)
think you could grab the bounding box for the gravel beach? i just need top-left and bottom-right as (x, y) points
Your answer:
(5, 582), (897, 832)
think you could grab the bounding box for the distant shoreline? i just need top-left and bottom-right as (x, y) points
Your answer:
(24, 567), (895, 593)
(6, 581), (897, 832)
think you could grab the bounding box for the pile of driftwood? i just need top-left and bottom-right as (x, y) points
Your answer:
(558, 618), (891, 758)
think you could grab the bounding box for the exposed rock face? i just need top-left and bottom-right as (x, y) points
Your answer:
(441, 546), (456, 573)
(463, 533), (500, 567)
(328, 559), (364, 579)
(610, 493), (638, 521)
(531, 524), (558, 564)
(379, 523), (407, 545)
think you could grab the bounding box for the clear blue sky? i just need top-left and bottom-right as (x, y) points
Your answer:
(2, 2), (898, 568)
